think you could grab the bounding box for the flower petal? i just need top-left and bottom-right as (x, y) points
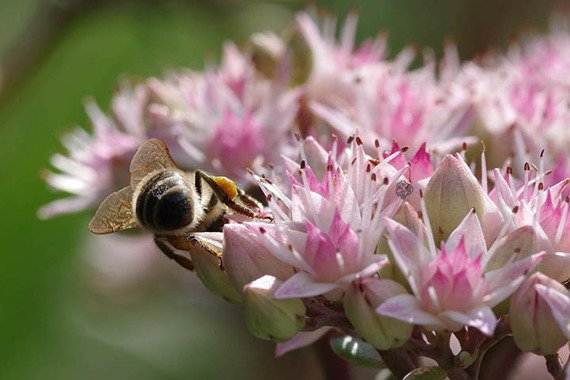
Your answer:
(536, 284), (570, 340)
(275, 272), (338, 299)
(275, 326), (334, 357)
(441, 305), (497, 336)
(377, 294), (443, 326)
(446, 210), (487, 259)
(484, 252), (545, 307)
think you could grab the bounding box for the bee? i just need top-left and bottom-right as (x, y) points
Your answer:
(89, 138), (266, 271)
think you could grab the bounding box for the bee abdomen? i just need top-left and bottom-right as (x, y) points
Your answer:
(135, 171), (194, 232)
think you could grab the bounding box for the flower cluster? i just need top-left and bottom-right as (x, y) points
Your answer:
(43, 10), (570, 380)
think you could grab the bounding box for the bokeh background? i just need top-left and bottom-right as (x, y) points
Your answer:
(0, 0), (568, 379)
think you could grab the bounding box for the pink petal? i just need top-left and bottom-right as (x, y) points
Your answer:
(223, 224), (296, 290)
(275, 326), (334, 357)
(409, 142), (433, 182)
(377, 294), (443, 326)
(446, 211), (487, 259)
(536, 284), (570, 339)
(275, 272), (338, 299)
(441, 305), (497, 336)
(385, 218), (427, 293)
(246, 223), (310, 272)
(484, 252), (545, 307)
(304, 221), (340, 280)
(339, 256), (388, 284)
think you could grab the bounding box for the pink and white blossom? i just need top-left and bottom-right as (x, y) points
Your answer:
(245, 138), (409, 299)
(378, 210), (543, 336)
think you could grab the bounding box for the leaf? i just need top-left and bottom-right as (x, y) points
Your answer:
(329, 335), (385, 368)
(403, 366), (447, 380)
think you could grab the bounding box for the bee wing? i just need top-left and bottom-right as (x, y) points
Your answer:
(130, 138), (177, 188)
(89, 186), (137, 234)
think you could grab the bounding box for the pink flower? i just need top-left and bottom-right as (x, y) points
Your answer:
(39, 83), (148, 218)
(311, 51), (475, 155)
(378, 210), (543, 336)
(244, 137), (408, 298)
(490, 162), (570, 281)
(295, 11), (386, 108)
(148, 43), (299, 185)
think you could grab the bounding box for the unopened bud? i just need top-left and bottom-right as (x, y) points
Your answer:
(244, 275), (306, 342)
(424, 155), (485, 245)
(510, 273), (568, 355)
(189, 233), (241, 304)
(344, 278), (412, 350)
(251, 32), (285, 79)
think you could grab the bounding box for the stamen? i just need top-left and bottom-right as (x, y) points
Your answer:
(523, 162), (530, 201)
(481, 142), (488, 194)
(555, 198), (569, 245)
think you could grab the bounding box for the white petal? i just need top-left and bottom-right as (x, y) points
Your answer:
(274, 272), (338, 299)
(275, 326), (334, 357)
(446, 210), (487, 259)
(484, 252), (544, 307)
(536, 285), (570, 340)
(377, 294), (443, 326)
(441, 306), (497, 336)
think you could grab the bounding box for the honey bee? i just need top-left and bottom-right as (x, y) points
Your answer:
(89, 138), (266, 270)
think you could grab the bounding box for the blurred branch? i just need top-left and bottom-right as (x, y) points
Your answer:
(0, 0), (106, 104)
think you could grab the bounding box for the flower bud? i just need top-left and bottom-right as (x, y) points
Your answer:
(344, 278), (412, 350)
(510, 273), (568, 355)
(251, 32), (284, 80)
(189, 233), (241, 304)
(486, 226), (549, 271)
(287, 24), (312, 86)
(223, 224), (296, 291)
(243, 275), (306, 342)
(424, 155), (485, 244)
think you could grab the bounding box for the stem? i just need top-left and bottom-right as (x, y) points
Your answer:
(377, 348), (416, 379)
(545, 354), (564, 380)
(315, 338), (352, 380)
(465, 318), (512, 379)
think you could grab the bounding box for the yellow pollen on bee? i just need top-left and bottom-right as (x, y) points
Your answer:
(212, 176), (238, 200)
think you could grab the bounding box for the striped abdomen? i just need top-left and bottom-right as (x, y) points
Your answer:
(135, 171), (195, 232)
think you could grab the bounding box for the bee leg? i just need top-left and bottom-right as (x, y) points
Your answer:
(154, 237), (194, 271)
(195, 170), (271, 221)
(236, 188), (264, 209)
(187, 235), (224, 270)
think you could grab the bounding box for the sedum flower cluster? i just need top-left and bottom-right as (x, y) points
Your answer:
(43, 11), (570, 380)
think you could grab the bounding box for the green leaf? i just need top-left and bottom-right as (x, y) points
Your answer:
(403, 366), (447, 380)
(329, 335), (385, 368)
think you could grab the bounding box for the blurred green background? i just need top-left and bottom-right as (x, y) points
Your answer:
(0, 0), (566, 379)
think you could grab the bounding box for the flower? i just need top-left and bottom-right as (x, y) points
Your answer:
(39, 83), (148, 218)
(490, 162), (570, 281)
(244, 137), (408, 299)
(310, 49), (475, 155)
(294, 11), (385, 108)
(148, 43), (299, 186)
(378, 210), (543, 336)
